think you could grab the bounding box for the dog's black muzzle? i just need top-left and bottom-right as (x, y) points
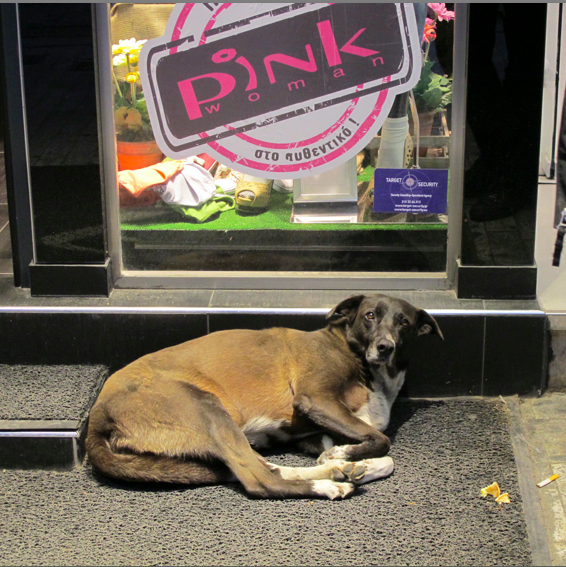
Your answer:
(366, 338), (396, 366)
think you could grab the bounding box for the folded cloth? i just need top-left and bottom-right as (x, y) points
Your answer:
(170, 195), (236, 223)
(153, 163), (217, 207)
(119, 186), (162, 208)
(118, 160), (185, 196)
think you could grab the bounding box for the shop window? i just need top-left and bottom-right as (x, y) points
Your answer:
(108, 3), (455, 274)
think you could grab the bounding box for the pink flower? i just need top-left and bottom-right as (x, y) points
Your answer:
(428, 3), (455, 22)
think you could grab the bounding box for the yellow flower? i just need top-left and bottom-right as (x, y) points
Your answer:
(115, 106), (142, 130)
(126, 72), (140, 84)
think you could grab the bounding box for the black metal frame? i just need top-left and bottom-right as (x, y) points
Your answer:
(0, 4), (33, 288)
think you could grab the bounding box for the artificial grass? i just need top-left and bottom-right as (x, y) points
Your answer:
(120, 167), (447, 232)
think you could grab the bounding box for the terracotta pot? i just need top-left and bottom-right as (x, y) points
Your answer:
(116, 139), (163, 171)
(417, 110), (438, 157)
(418, 109), (438, 136)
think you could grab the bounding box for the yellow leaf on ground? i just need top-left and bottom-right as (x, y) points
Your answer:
(495, 493), (510, 503)
(481, 482), (501, 499)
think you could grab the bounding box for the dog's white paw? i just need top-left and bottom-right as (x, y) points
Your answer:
(329, 461), (368, 484)
(317, 445), (349, 464)
(312, 479), (355, 500)
(356, 456), (395, 484)
(328, 457), (394, 484)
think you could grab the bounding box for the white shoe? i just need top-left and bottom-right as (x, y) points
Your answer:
(273, 179), (293, 194)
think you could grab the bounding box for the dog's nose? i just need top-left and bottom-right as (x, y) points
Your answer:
(377, 340), (395, 357)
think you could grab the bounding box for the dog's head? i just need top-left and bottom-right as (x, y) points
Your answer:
(326, 294), (443, 371)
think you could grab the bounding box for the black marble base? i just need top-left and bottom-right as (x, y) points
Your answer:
(29, 260), (112, 297)
(457, 264), (537, 300)
(0, 309), (549, 397)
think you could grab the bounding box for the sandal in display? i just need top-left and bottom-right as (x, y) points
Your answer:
(235, 176), (273, 213)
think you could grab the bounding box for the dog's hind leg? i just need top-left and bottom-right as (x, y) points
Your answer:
(87, 385), (233, 485)
(87, 382), (354, 500)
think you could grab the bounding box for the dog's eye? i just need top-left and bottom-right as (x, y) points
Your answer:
(365, 312), (375, 321)
(401, 318), (410, 327)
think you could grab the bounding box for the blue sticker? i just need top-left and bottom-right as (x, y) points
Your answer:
(373, 168), (448, 214)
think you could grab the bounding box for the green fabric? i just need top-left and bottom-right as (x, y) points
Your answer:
(169, 195), (235, 223)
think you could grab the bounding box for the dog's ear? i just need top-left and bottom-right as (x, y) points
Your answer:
(326, 295), (365, 326)
(416, 309), (444, 340)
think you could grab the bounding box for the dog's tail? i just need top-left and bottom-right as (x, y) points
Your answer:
(85, 408), (230, 485)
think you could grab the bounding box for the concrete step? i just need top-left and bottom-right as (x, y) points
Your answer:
(0, 365), (108, 470)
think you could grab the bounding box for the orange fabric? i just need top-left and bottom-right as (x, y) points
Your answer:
(118, 160), (185, 196)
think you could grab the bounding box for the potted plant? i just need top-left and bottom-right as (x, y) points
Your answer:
(413, 4), (454, 135)
(112, 38), (163, 171)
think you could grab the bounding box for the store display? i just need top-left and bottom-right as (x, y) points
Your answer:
(115, 2), (454, 274)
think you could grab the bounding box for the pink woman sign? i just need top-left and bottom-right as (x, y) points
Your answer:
(140, 3), (421, 179)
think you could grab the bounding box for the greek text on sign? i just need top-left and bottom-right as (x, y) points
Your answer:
(140, 3), (421, 179)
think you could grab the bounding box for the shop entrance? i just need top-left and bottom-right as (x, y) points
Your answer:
(98, 3), (464, 289)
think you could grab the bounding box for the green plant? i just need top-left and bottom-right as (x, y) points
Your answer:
(413, 4), (454, 114)
(413, 59), (452, 114)
(112, 38), (155, 143)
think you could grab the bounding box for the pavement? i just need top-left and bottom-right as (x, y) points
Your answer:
(515, 392), (566, 566)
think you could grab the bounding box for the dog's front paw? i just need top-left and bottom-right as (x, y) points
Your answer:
(317, 445), (350, 464)
(328, 456), (395, 485)
(312, 479), (355, 500)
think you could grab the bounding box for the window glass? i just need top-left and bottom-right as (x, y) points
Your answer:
(461, 3), (545, 266)
(110, 3), (455, 273)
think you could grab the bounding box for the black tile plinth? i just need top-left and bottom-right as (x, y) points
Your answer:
(0, 313), (208, 372)
(209, 313), (326, 334)
(0, 310), (549, 404)
(457, 265), (537, 300)
(29, 261), (112, 297)
(403, 315), (485, 397)
(483, 315), (549, 396)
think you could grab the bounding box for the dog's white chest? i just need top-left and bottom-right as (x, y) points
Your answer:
(241, 416), (291, 448)
(354, 370), (406, 432)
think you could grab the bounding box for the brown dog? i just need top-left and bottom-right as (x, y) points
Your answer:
(86, 294), (443, 499)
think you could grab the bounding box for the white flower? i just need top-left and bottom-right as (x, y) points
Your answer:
(113, 53), (127, 67)
(112, 38), (147, 56)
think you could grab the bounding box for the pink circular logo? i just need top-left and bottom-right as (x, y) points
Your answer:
(140, 3), (420, 179)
